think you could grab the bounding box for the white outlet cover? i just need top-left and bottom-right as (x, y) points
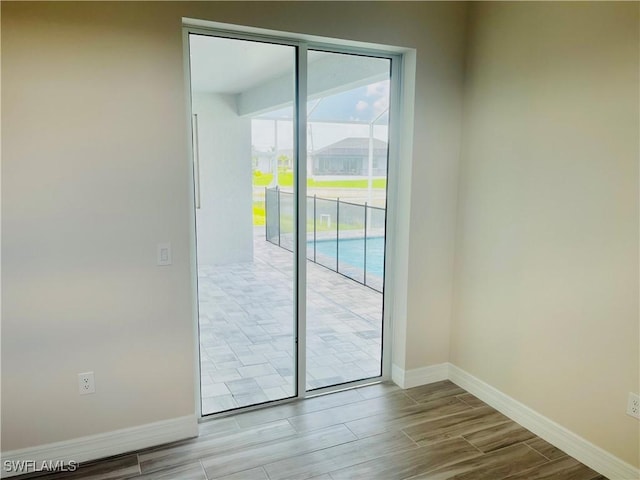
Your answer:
(627, 392), (640, 419)
(78, 372), (95, 395)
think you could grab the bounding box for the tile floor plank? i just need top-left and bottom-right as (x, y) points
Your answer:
(406, 443), (547, 480)
(134, 462), (205, 480)
(402, 406), (510, 445)
(502, 455), (601, 480)
(139, 420), (296, 474)
(328, 437), (482, 480)
(525, 437), (568, 461)
(197, 416), (241, 438)
(216, 466), (269, 480)
(462, 421), (536, 453)
(263, 430), (417, 480)
(233, 389), (364, 428)
(404, 381), (466, 403)
(287, 391), (416, 433)
(455, 393), (487, 409)
(354, 382), (402, 399)
(202, 424), (357, 478)
(345, 396), (472, 439)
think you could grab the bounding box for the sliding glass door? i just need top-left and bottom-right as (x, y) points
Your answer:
(188, 30), (394, 415)
(305, 51), (390, 390)
(189, 35), (297, 414)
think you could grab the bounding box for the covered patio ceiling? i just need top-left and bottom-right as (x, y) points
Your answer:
(189, 34), (389, 118)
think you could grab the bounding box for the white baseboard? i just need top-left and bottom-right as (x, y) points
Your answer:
(391, 362), (448, 389)
(447, 364), (639, 480)
(1, 415), (198, 478)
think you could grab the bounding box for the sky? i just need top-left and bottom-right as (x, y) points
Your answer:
(252, 80), (390, 153)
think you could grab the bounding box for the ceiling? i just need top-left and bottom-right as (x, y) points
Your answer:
(189, 34), (296, 94)
(188, 34), (389, 121)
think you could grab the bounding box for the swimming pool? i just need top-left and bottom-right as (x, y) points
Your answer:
(310, 237), (385, 278)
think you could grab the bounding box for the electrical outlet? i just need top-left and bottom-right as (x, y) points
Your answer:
(627, 392), (640, 419)
(78, 372), (95, 395)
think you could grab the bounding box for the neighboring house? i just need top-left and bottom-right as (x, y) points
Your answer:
(252, 148), (294, 173)
(311, 137), (387, 176)
(252, 148), (273, 173)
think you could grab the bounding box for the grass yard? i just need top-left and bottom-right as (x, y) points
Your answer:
(253, 202), (266, 226)
(252, 170), (385, 226)
(253, 171), (386, 189)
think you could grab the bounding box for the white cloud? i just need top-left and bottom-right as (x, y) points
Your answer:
(355, 100), (369, 111)
(366, 80), (390, 116)
(366, 80), (390, 98)
(373, 97), (388, 116)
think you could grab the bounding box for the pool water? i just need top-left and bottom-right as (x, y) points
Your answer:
(310, 237), (385, 278)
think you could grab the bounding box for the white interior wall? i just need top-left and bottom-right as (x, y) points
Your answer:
(1, 3), (198, 449)
(1, 1), (467, 453)
(192, 92), (253, 266)
(451, 2), (639, 467)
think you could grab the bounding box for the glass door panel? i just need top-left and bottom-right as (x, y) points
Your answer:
(305, 51), (391, 390)
(189, 34), (297, 414)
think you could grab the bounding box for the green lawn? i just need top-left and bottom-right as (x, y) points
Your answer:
(253, 171), (386, 189)
(253, 202), (266, 226)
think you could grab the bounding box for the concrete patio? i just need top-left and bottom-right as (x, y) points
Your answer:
(198, 230), (384, 414)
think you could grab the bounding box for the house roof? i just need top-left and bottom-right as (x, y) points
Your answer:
(313, 137), (388, 157)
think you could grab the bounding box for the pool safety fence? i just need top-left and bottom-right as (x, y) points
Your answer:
(265, 186), (385, 293)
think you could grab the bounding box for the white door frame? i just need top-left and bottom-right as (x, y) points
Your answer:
(182, 21), (404, 418)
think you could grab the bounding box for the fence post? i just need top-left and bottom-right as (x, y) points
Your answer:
(277, 186), (281, 247)
(313, 195), (317, 263)
(364, 202), (368, 286)
(336, 197), (340, 272)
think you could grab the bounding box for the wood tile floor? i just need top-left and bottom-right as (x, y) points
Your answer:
(16, 381), (607, 480)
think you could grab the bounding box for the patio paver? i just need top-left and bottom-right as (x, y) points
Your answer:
(198, 230), (383, 414)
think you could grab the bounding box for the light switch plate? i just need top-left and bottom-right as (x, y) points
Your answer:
(157, 243), (172, 266)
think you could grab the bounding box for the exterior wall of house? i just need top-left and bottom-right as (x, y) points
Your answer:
(192, 92), (253, 266)
(312, 153), (387, 176)
(451, 2), (639, 467)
